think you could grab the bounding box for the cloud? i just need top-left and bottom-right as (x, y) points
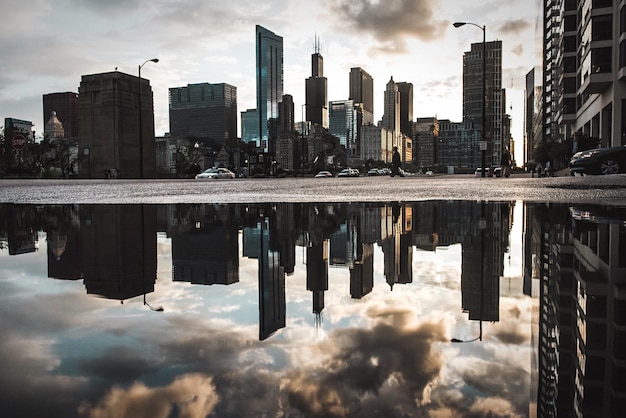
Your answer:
(324, 0), (449, 54)
(498, 19), (532, 35)
(78, 373), (219, 418)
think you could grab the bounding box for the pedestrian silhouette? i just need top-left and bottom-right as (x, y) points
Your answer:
(390, 146), (402, 177)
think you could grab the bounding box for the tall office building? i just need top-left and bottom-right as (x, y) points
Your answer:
(382, 77), (400, 134)
(382, 77), (401, 151)
(241, 109), (258, 144)
(305, 36), (328, 128)
(396, 82), (414, 138)
(168, 82), (237, 147)
(329, 100), (358, 154)
(77, 71), (156, 178)
(462, 40), (503, 166)
(43, 92), (79, 139)
(256, 25), (284, 152)
(349, 67), (374, 125)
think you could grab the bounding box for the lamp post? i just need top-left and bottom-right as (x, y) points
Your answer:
(138, 58), (159, 178)
(453, 22), (486, 177)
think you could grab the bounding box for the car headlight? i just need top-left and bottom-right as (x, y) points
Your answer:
(580, 150), (600, 158)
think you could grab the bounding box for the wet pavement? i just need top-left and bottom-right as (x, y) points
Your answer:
(2, 173), (626, 204)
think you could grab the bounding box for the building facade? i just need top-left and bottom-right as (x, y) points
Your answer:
(77, 71), (156, 178)
(43, 92), (79, 140)
(329, 100), (358, 156)
(256, 25), (284, 152)
(462, 40), (503, 167)
(168, 82), (237, 147)
(349, 67), (374, 125)
(396, 82), (414, 138)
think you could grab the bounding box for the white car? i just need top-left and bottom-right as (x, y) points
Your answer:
(195, 167), (235, 179)
(314, 170), (333, 178)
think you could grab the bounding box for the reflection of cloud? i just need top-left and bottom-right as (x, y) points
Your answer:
(282, 310), (447, 416)
(78, 373), (219, 418)
(80, 346), (159, 383)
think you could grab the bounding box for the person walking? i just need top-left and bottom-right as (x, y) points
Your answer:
(390, 146), (402, 177)
(501, 147), (511, 177)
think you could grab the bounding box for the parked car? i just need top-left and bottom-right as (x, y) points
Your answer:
(474, 167), (493, 177)
(367, 168), (380, 176)
(314, 170), (333, 178)
(424, 170), (434, 176)
(492, 167), (503, 177)
(338, 168), (359, 177)
(195, 167), (236, 179)
(569, 146), (626, 175)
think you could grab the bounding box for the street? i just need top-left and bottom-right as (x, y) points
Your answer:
(1, 173), (626, 205)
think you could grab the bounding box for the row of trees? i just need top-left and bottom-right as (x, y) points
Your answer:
(531, 133), (600, 171)
(0, 130), (77, 178)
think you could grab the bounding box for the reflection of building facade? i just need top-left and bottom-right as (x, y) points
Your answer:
(172, 218), (239, 286)
(81, 205), (157, 300)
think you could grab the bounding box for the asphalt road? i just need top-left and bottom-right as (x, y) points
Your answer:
(1, 173), (626, 205)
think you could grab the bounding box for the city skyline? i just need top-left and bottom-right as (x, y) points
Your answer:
(0, 1), (536, 164)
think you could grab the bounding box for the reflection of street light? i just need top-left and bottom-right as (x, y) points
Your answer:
(245, 159), (249, 177)
(453, 21), (486, 177)
(138, 58), (159, 179)
(143, 293), (164, 312)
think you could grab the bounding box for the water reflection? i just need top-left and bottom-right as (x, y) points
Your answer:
(0, 201), (624, 417)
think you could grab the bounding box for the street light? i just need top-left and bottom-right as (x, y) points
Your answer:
(453, 21), (486, 177)
(138, 58), (159, 178)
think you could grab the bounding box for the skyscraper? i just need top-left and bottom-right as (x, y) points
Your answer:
(168, 82), (237, 147)
(256, 25), (284, 152)
(349, 67), (374, 125)
(382, 77), (400, 134)
(462, 40), (503, 166)
(43, 92), (79, 139)
(396, 82), (414, 138)
(305, 36), (328, 128)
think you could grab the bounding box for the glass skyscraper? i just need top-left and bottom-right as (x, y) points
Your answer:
(256, 25), (283, 152)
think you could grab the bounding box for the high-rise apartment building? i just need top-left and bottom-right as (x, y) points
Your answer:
(77, 71), (156, 178)
(168, 82), (237, 147)
(349, 67), (374, 125)
(256, 25), (284, 152)
(462, 40), (503, 166)
(305, 37), (328, 128)
(43, 92), (79, 139)
(545, 0), (625, 149)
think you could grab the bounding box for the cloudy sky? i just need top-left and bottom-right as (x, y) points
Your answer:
(1, 0), (537, 163)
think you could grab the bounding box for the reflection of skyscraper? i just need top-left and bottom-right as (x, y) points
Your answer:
(258, 217), (286, 340)
(256, 25), (283, 151)
(307, 240), (328, 315)
(81, 205), (157, 301)
(172, 219), (239, 285)
(460, 202), (502, 323)
(381, 203), (413, 289)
